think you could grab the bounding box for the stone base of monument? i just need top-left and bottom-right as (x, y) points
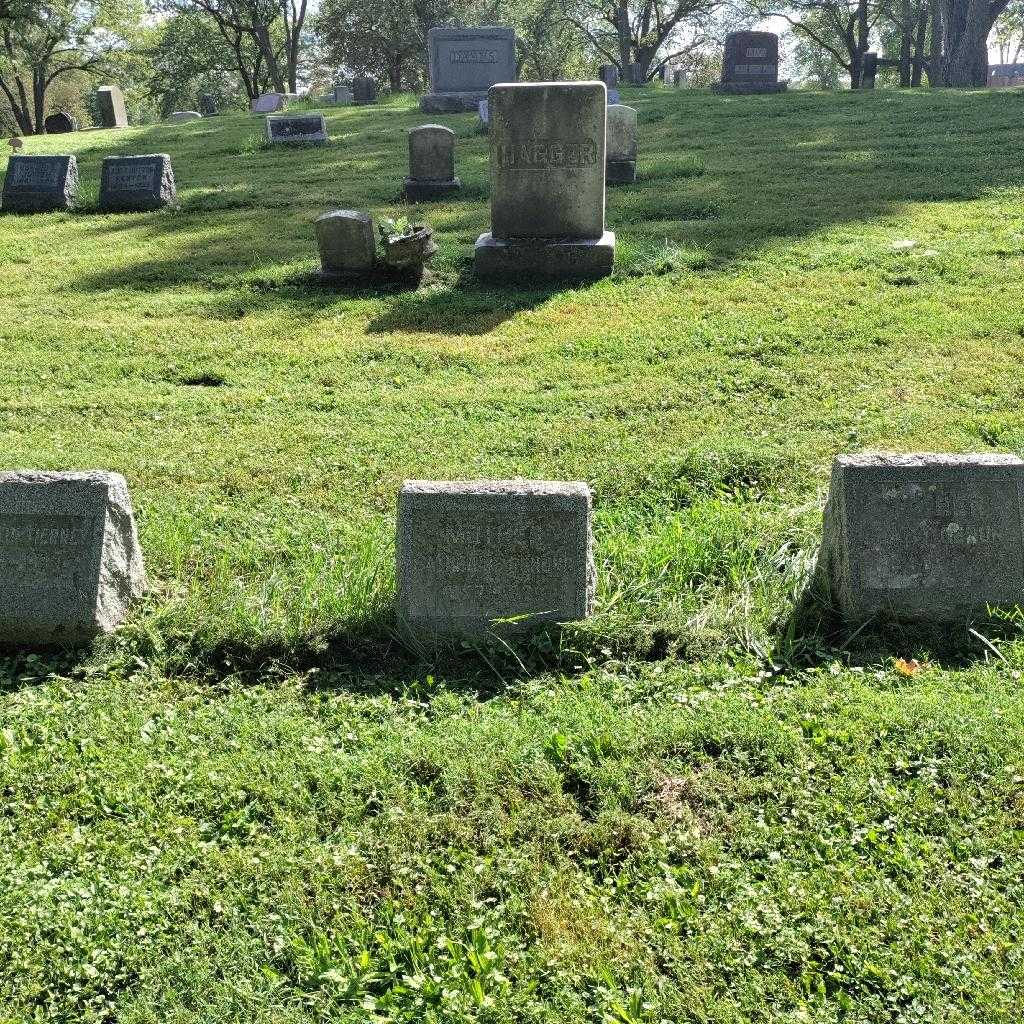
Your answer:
(404, 176), (461, 202)
(606, 159), (636, 185)
(474, 232), (615, 281)
(711, 82), (787, 94)
(420, 92), (487, 113)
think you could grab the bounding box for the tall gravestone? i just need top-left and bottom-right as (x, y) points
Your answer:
(816, 453), (1024, 623)
(352, 77), (377, 105)
(421, 26), (517, 113)
(396, 480), (595, 637)
(266, 114), (328, 145)
(712, 31), (786, 94)
(44, 112), (77, 134)
(0, 471), (146, 646)
(405, 124), (460, 200)
(1, 155), (78, 213)
(862, 52), (879, 89)
(96, 85), (128, 128)
(474, 81), (614, 280)
(606, 104), (638, 184)
(99, 154), (176, 212)
(332, 84), (353, 105)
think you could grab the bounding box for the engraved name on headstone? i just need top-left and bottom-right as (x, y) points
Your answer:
(421, 26), (517, 112)
(0, 471), (145, 646)
(266, 113), (328, 144)
(816, 453), (1024, 622)
(396, 480), (595, 636)
(99, 154), (176, 212)
(1, 155), (78, 213)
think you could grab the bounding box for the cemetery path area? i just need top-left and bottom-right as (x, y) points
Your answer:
(1, 88), (1023, 1022)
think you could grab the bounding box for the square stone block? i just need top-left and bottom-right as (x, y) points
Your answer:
(606, 159), (636, 185)
(266, 114), (328, 145)
(0, 471), (146, 646)
(99, 154), (176, 212)
(397, 480), (595, 637)
(2, 155), (78, 213)
(488, 81), (607, 242)
(816, 453), (1024, 623)
(474, 231), (615, 280)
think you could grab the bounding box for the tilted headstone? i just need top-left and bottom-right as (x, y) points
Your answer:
(405, 124), (460, 201)
(475, 81), (614, 281)
(352, 77), (377, 105)
(99, 154), (176, 212)
(0, 471), (145, 646)
(599, 64), (619, 87)
(168, 110), (202, 123)
(862, 51), (878, 89)
(396, 480), (595, 637)
(1, 155), (78, 213)
(96, 85), (128, 128)
(315, 209), (377, 280)
(266, 113), (328, 145)
(606, 104), (638, 185)
(713, 31), (786, 94)
(817, 453), (1024, 623)
(251, 93), (286, 115)
(421, 26), (517, 113)
(44, 112), (77, 134)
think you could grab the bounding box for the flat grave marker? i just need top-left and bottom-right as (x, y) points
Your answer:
(266, 113), (328, 145)
(1, 155), (78, 213)
(99, 154), (176, 212)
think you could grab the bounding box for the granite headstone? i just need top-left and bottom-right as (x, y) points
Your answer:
(96, 85), (128, 128)
(99, 154), (176, 212)
(606, 104), (638, 184)
(251, 93), (286, 115)
(599, 64), (619, 87)
(44, 112), (77, 134)
(352, 77), (377, 105)
(168, 110), (202, 123)
(713, 31), (786, 94)
(405, 124), (460, 200)
(396, 480), (595, 637)
(421, 26), (517, 112)
(315, 209), (378, 280)
(1, 155), (78, 213)
(0, 471), (146, 646)
(266, 113), (328, 144)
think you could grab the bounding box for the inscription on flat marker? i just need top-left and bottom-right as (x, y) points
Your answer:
(397, 480), (594, 636)
(99, 154), (176, 212)
(816, 453), (1024, 622)
(1, 155), (78, 213)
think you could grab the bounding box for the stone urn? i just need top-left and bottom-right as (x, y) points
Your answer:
(380, 225), (437, 275)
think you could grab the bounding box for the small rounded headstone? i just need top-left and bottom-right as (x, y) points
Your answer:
(168, 110), (202, 123)
(315, 209), (377, 279)
(44, 112), (78, 134)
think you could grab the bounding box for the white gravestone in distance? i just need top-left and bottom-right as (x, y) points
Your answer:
(0, 471), (145, 646)
(606, 104), (638, 185)
(251, 93), (286, 115)
(421, 26), (517, 113)
(99, 154), (176, 212)
(1, 155), (78, 213)
(474, 81), (614, 280)
(169, 110), (202, 123)
(266, 113), (328, 145)
(396, 480), (595, 637)
(817, 453), (1024, 623)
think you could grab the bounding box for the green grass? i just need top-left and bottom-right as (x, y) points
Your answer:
(1, 86), (1023, 1021)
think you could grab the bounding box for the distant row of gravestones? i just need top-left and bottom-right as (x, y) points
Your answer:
(1, 454), (1018, 647)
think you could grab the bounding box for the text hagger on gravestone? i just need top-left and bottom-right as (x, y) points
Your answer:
(397, 481), (594, 636)
(817, 453), (1024, 622)
(421, 26), (517, 112)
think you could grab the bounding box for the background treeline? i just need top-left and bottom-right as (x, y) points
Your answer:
(2, 0), (1023, 134)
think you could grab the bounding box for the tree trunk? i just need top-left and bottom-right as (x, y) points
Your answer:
(911, 6), (929, 85)
(927, 0), (943, 83)
(388, 57), (401, 92)
(33, 67), (45, 133)
(939, 0), (1000, 85)
(899, 0), (913, 85)
(614, 1), (630, 71)
(252, 23), (286, 92)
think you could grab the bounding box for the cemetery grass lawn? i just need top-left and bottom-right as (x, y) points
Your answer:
(1, 87), (1023, 1021)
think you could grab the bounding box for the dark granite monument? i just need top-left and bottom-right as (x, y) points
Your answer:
(44, 112), (77, 134)
(266, 114), (328, 145)
(99, 154), (176, 212)
(1, 155), (78, 213)
(712, 31), (786, 94)
(352, 77), (377, 105)
(420, 26), (517, 113)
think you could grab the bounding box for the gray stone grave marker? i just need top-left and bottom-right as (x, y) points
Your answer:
(169, 110), (202, 123)
(315, 209), (377, 280)
(421, 26), (517, 112)
(96, 85), (128, 127)
(0, 471), (145, 646)
(475, 81), (614, 280)
(266, 113), (328, 145)
(44, 112), (77, 134)
(333, 84), (353, 104)
(352, 77), (377, 105)
(396, 480), (595, 637)
(599, 64), (619, 87)
(1, 155), (78, 213)
(713, 31), (786, 94)
(251, 93), (286, 115)
(99, 154), (176, 212)
(606, 104), (638, 184)
(817, 453), (1024, 623)
(405, 124), (460, 200)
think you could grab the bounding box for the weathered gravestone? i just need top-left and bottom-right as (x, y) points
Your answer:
(251, 92), (286, 115)
(626, 62), (644, 84)
(96, 85), (128, 128)
(266, 113), (328, 145)
(673, 70), (685, 87)
(199, 94), (218, 116)
(169, 110), (202, 123)
(396, 480), (595, 637)
(405, 124), (460, 201)
(862, 51), (878, 89)
(1, 155), (78, 213)
(332, 84), (353, 104)
(474, 81), (614, 280)
(99, 154), (176, 212)
(352, 77), (377, 105)
(0, 471), (146, 646)
(44, 112), (77, 134)
(315, 209), (377, 281)
(478, 98), (489, 131)
(606, 104), (638, 184)
(421, 26), (517, 113)
(713, 31), (786, 94)
(816, 453), (1024, 623)
(599, 64), (619, 87)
